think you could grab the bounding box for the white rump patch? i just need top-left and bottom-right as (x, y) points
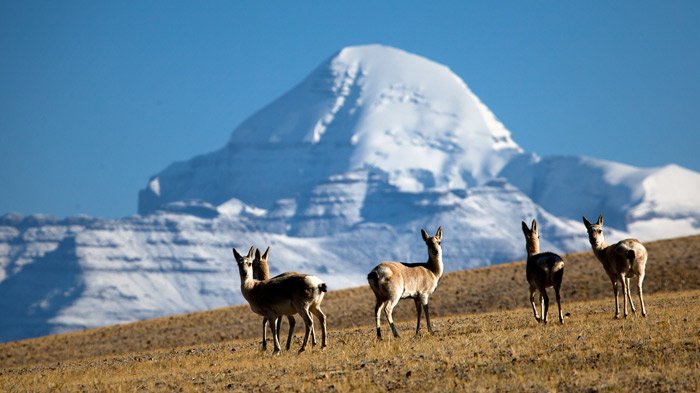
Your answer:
(552, 260), (564, 272)
(376, 265), (393, 279)
(305, 275), (325, 288)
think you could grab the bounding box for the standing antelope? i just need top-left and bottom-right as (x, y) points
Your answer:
(521, 219), (565, 324)
(252, 247), (297, 351)
(583, 214), (648, 318)
(367, 227), (443, 338)
(233, 246), (328, 353)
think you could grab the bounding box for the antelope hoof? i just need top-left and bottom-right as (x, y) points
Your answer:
(390, 325), (400, 338)
(642, 312), (647, 317)
(272, 349), (281, 355)
(297, 347), (306, 354)
(559, 318), (564, 325)
(614, 314), (620, 319)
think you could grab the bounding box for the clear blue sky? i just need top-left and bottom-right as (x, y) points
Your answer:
(1, 1), (698, 218)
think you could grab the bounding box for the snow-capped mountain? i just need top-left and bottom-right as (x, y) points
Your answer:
(1, 45), (698, 342)
(138, 45), (521, 215)
(499, 154), (700, 238)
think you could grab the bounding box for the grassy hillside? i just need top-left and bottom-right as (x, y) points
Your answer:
(1, 291), (698, 392)
(0, 234), (698, 391)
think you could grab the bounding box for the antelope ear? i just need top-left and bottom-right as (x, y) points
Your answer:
(262, 246), (270, 260)
(531, 219), (537, 232)
(597, 213), (604, 226)
(421, 229), (429, 241)
(582, 216), (592, 229)
(435, 226), (443, 240)
(247, 246), (255, 259)
(255, 248), (261, 261)
(232, 248), (243, 262)
(521, 221), (530, 235)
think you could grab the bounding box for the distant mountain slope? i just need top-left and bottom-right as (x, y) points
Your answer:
(499, 154), (700, 237)
(0, 181), (597, 342)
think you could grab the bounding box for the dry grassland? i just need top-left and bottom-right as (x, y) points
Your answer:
(1, 291), (698, 392)
(0, 235), (698, 391)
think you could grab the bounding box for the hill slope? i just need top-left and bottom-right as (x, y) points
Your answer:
(1, 234), (697, 369)
(1, 292), (698, 391)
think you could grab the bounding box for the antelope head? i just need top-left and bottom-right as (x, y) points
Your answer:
(421, 226), (443, 258)
(582, 213), (605, 249)
(521, 219), (540, 256)
(233, 246), (255, 281)
(253, 246), (271, 280)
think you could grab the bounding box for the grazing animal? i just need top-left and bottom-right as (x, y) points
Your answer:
(521, 219), (565, 324)
(252, 247), (298, 351)
(233, 246), (328, 353)
(367, 227), (443, 338)
(583, 214), (648, 318)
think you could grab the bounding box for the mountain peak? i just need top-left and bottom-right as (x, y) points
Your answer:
(231, 44), (520, 153)
(140, 45), (522, 213)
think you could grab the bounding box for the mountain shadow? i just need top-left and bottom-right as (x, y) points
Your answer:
(0, 236), (85, 342)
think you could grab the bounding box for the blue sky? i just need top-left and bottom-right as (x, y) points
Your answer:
(1, 1), (698, 218)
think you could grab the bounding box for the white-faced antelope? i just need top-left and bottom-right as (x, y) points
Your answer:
(583, 214), (648, 318)
(252, 247), (298, 351)
(367, 227), (443, 338)
(521, 219), (565, 324)
(233, 246), (328, 353)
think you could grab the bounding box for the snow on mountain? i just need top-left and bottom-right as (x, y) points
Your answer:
(138, 45), (522, 215)
(499, 154), (700, 239)
(0, 210), (364, 341)
(1, 181), (595, 342)
(1, 44), (698, 342)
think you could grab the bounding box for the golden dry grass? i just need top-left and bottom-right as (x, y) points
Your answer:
(1, 291), (698, 392)
(0, 234), (698, 391)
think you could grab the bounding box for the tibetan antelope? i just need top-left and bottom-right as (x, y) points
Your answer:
(252, 247), (298, 351)
(521, 219), (565, 324)
(233, 246), (328, 353)
(367, 227), (443, 338)
(583, 214), (648, 318)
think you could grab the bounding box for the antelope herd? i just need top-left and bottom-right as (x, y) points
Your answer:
(232, 212), (648, 353)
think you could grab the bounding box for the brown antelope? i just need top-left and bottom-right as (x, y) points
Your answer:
(233, 246), (328, 353)
(521, 219), (565, 324)
(583, 214), (648, 318)
(252, 247), (298, 351)
(367, 227), (443, 338)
